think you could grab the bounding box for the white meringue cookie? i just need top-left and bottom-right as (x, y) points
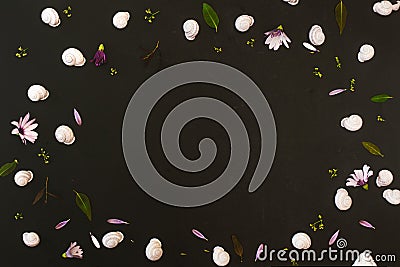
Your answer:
(23, 232), (40, 247)
(353, 250), (377, 266)
(341, 114), (363, 131)
(146, 238), (163, 261)
(113, 12), (130, 29)
(283, 0), (300, 5)
(291, 232), (311, 249)
(55, 125), (75, 145)
(373, 1), (395, 16)
(102, 231), (124, 248)
(376, 169), (393, 187)
(308, 25), (325, 46)
(41, 7), (60, 27)
(183, 19), (199, 41)
(27, 84), (49, 102)
(62, 48), (86, 67)
(335, 188), (352, 211)
(234, 15), (254, 32)
(358, 44), (375, 63)
(14, 170), (33, 187)
(213, 246), (230, 266)
(383, 189), (400, 205)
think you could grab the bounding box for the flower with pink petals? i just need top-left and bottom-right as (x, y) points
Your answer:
(264, 25), (291, 51)
(346, 164), (373, 189)
(62, 242), (83, 259)
(10, 112), (38, 144)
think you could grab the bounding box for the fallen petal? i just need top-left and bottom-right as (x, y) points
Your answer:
(359, 220), (375, 229)
(107, 218), (130, 225)
(73, 108), (82, 126)
(328, 230), (340, 246)
(55, 219), (70, 230)
(255, 243), (264, 261)
(89, 232), (101, 249)
(192, 229), (208, 241)
(329, 89), (347, 96)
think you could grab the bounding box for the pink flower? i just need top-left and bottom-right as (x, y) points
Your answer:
(10, 112), (38, 144)
(346, 164), (373, 187)
(264, 25), (291, 51)
(62, 242), (83, 259)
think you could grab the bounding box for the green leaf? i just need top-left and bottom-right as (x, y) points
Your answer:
(362, 141), (384, 157)
(370, 94), (394, 103)
(73, 190), (92, 221)
(335, 0), (347, 35)
(202, 3), (219, 32)
(0, 159), (18, 177)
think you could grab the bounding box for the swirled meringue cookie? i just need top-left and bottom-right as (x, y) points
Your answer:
(335, 188), (352, 211)
(183, 19), (199, 41)
(376, 169), (393, 187)
(282, 0), (300, 5)
(358, 44), (375, 62)
(373, 1), (399, 16)
(41, 7), (60, 27)
(353, 250), (377, 266)
(383, 189), (400, 205)
(62, 48), (86, 67)
(340, 114), (363, 131)
(146, 238), (163, 261)
(234, 15), (254, 32)
(28, 84), (49, 102)
(291, 232), (311, 249)
(212, 246), (230, 266)
(113, 11), (130, 29)
(23, 232), (40, 247)
(55, 125), (75, 145)
(308, 25), (325, 46)
(102, 231), (124, 248)
(14, 170), (33, 187)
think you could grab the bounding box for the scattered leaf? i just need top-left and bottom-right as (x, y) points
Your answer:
(335, 0), (347, 35)
(329, 230), (340, 246)
(362, 141), (384, 157)
(329, 89), (347, 96)
(192, 229), (208, 241)
(0, 159), (18, 177)
(359, 220), (375, 229)
(231, 235), (244, 262)
(370, 94), (394, 103)
(74, 108), (82, 126)
(55, 219), (71, 230)
(202, 3), (219, 32)
(107, 218), (130, 225)
(73, 190), (92, 221)
(32, 187), (45, 205)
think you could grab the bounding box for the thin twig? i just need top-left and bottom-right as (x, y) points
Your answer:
(45, 177), (48, 204)
(141, 41), (160, 60)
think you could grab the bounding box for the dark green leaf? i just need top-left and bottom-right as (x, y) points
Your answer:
(73, 190), (92, 221)
(362, 141), (384, 157)
(335, 0), (347, 35)
(32, 187), (45, 205)
(370, 94), (393, 103)
(231, 235), (243, 262)
(0, 159), (18, 177)
(202, 3), (219, 32)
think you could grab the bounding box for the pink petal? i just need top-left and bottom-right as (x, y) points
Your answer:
(21, 113), (30, 127)
(23, 118), (36, 129)
(192, 229), (208, 241)
(107, 218), (129, 225)
(354, 169), (364, 181)
(329, 230), (340, 246)
(25, 123), (38, 131)
(255, 243), (264, 261)
(74, 108), (82, 126)
(265, 35), (273, 45)
(346, 178), (358, 187)
(329, 89), (347, 96)
(359, 220), (375, 229)
(11, 121), (19, 127)
(11, 128), (19, 135)
(55, 219), (71, 230)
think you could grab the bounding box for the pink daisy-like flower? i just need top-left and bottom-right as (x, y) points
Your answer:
(264, 25), (291, 51)
(346, 164), (373, 188)
(10, 112), (38, 144)
(62, 242), (83, 259)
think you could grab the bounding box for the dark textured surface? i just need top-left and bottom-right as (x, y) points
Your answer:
(1, 0), (400, 266)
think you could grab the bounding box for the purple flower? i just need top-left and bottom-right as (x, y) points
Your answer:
(264, 25), (291, 51)
(90, 44), (106, 66)
(346, 164), (373, 187)
(62, 242), (83, 259)
(10, 112), (38, 144)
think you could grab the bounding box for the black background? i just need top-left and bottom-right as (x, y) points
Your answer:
(1, 0), (399, 266)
